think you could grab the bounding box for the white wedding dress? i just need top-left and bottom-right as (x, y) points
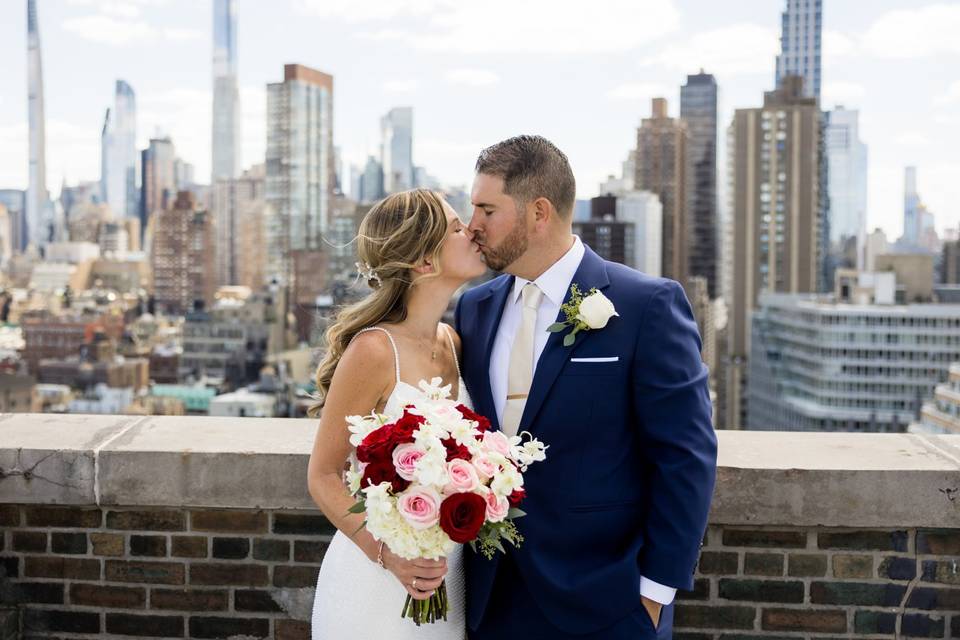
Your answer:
(312, 326), (469, 640)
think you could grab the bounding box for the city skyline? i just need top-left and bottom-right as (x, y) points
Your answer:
(0, 0), (958, 240)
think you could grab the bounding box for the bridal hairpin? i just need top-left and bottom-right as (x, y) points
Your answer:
(356, 261), (382, 287)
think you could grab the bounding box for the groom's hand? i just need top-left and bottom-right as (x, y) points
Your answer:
(641, 595), (662, 629)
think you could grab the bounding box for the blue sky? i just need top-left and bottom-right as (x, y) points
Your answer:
(1, 0), (958, 240)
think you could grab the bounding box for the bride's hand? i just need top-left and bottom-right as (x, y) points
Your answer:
(380, 546), (447, 601)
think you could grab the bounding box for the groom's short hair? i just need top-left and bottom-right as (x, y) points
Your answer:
(475, 135), (576, 220)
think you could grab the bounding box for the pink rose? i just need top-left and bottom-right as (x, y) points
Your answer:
(484, 491), (509, 523)
(443, 458), (480, 495)
(472, 455), (498, 481)
(482, 431), (511, 457)
(396, 485), (441, 530)
(392, 443), (425, 481)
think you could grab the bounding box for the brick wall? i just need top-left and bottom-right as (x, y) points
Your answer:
(3, 415), (958, 639)
(676, 525), (960, 639)
(0, 505), (332, 639)
(3, 506), (958, 639)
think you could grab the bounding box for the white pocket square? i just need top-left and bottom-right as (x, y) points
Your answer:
(569, 357), (619, 363)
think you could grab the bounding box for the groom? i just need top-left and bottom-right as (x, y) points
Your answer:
(455, 135), (717, 639)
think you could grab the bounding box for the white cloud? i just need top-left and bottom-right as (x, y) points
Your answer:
(294, 0), (443, 22)
(62, 15), (159, 45)
(312, 0), (680, 54)
(638, 23), (778, 76)
(162, 27), (202, 41)
(606, 82), (670, 102)
(823, 30), (858, 60)
(894, 131), (931, 146)
(382, 80), (419, 94)
(445, 69), (500, 87)
(822, 82), (866, 108)
(61, 7), (199, 46)
(936, 80), (960, 106)
(861, 4), (960, 59)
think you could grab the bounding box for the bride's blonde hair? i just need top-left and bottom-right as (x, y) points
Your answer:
(309, 189), (450, 416)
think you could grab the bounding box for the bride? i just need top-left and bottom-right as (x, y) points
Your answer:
(307, 189), (487, 639)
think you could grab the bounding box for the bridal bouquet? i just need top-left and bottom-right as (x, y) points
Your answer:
(344, 377), (548, 626)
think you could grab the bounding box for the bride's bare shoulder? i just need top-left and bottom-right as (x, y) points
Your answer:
(442, 323), (463, 356)
(340, 328), (396, 371)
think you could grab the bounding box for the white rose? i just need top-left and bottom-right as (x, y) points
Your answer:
(576, 291), (618, 329)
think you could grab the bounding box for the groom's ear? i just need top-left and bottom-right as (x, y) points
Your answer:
(531, 196), (554, 224)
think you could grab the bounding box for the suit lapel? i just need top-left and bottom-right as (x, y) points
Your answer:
(519, 247), (611, 432)
(471, 275), (513, 431)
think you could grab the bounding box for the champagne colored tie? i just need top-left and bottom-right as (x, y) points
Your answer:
(502, 283), (544, 437)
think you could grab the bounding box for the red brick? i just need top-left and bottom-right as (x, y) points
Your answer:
(190, 510), (267, 533)
(106, 613), (184, 637)
(762, 608), (847, 633)
(24, 506), (102, 528)
(171, 535), (208, 558)
(273, 565), (321, 588)
(151, 588), (229, 611)
(106, 510), (185, 531)
(189, 563), (269, 587)
(105, 560), (185, 585)
(276, 619), (311, 640)
(0, 506), (20, 527)
(24, 556), (100, 580)
(23, 609), (100, 633)
(13, 531), (47, 553)
(189, 616), (270, 638)
(90, 532), (125, 556)
(70, 583), (146, 609)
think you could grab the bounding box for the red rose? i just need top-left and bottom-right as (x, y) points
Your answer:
(442, 437), (471, 462)
(361, 460), (409, 494)
(439, 492), (487, 543)
(507, 488), (526, 507)
(356, 426), (395, 463)
(456, 405), (491, 434)
(391, 410), (425, 445)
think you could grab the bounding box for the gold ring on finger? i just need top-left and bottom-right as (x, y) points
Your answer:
(412, 578), (418, 589)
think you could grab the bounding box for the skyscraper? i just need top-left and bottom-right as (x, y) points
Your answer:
(152, 191), (216, 315)
(212, 0), (240, 182)
(825, 107), (868, 268)
(213, 164), (265, 287)
(381, 107), (414, 194)
(265, 64), (334, 283)
(26, 0), (49, 250)
(680, 71), (719, 297)
(903, 167), (922, 246)
(141, 137), (177, 236)
(725, 76), (822, 429)
(775, 0), (822, 100)
(101, 80), (138, 219)
(635, 98), (688, 285)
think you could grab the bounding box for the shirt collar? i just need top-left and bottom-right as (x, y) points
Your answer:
(510, 236), (585, 307)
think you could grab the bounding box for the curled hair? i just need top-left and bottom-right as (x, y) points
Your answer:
(308, 189), (449, 416)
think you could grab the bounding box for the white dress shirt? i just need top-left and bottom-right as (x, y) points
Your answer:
(487, 235), (676, 606)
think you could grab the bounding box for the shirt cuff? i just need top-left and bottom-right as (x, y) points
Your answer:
(640, 577), (677, 605)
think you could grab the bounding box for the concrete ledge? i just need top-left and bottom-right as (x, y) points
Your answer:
(2, 414), (959, 526)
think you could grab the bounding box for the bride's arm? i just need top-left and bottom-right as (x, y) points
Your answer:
(306, 332), (446, 599)
(307, 331), (391, 560)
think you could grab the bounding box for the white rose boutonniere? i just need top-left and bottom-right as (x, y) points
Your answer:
(547, 284), (619, 347)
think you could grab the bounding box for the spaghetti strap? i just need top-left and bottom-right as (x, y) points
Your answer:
(353, 327), (401, 385)
(443, 324), (462, 380)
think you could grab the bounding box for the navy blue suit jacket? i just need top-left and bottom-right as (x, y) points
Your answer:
(454, 245), (717, 634)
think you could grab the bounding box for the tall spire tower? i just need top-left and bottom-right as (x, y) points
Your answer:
(26, 0), (49, 250)
(212, 0), (241, 181)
